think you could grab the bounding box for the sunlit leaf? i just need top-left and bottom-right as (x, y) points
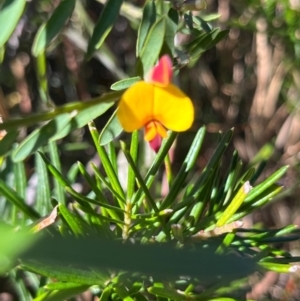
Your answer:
(99, 110), (123, 145)
(110, 77), (141, 91)
(136, 0), (156, 56)
(139, 16), (166, 75)
(32, 0), (76, 56)
(86, 0), (123, 59)
(0, 0), (26, 48)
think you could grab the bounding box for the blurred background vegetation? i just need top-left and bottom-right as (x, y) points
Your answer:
(1, 0), (300, 300)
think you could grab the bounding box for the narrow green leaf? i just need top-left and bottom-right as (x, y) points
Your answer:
(163, 8), (179, 56)
(114, 285), (135, 301)
(182, 31), (207, 50)
(32, 0), (75, 56)
(99, 110), (123, 146)
(51, 100), (117, 143)
(35, 152), (51, 215)
(127, 131), (139, 201)
(36, 51), (51, 104)
(217, 182), (252, 227)
(86, 0), (123, 59)
(188, 174), (215, 224)
(100, 286), (112, 301)
(245, 166), (288, 204)
(78, 162), (124, 221)
(0, 91), (122, 132)
(187, 129), (233, 197)
(108, 142), (118, 173)
(0, 129), (18, 156)
(225, 185), (283, 225)
(148, 286), (185, 300)
(12, 113), (72, 162)
(13, 160), (26, 198)
(259, 262), (292, 273)
(39, 151), (124, 213)
(140, 16), (166, 75)
(110, 77), (141, 91)
(191, 29), (229, 59)
(46, 282), (89, 290)
(89, 122), (126, 205)
(38, 152), (69, 188)
(120, 142), (158, 213)
(48, 141), (66, 204)
(32, 285), (89, 301)
(0, 0), (26, 48)
(161, 126), (206, 209)
(65, 186), (125, 212)
(21, 260), (109, 285)
(192, 16), (212, 32)
(58, 204), (85, 236)
(136, 0), (156, 56)
(0, 180), (40, 220)
(90, 163), (125, 205)
(131, 131), (177, 210)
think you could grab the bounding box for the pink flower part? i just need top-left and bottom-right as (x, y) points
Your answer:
(149, 134), (163, 153)
(146, 55), (173, 86)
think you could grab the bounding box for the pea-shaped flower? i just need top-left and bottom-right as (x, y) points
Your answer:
(117, 55), (194, 151)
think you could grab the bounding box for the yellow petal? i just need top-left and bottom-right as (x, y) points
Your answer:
(144, 121), (167, 141)
(117, 81), (154, 132)
(152, 84), (194, 131)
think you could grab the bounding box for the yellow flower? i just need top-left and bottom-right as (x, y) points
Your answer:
(117, 55), (194, 150)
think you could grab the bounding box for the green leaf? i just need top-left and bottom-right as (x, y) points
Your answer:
(58, 204), (87, 236)
(46, 282), (88, 290)
(161, 126), (206, 209)
(9, 97), (117, 158)
(12, 113), (72, 162)
(13, 158), (26, 198)
(259, 262), (292, 273)
(190, 29), (229, 59)
(139, 16), (166, 75)
(99, 110), (123, 145)
(110, 77), (141, 91)
(89, 122), (126, 206)
(217, 181), (252, 227)
(0, 180), (40, 220)
(0, 0), (26, 48)
(0, 224), (37, 274)
(187, 129), (233, 197)
(148, 286), (185, 300)
(131, 132), (177, 209)
(86, 0), (123, 59)
(32, 285), (90, 301)
(136, 0), (156, 56)
(192, 16), (212, 32)
(0, 91), (122, 132)
(0, 129), (18, 156)
(120, 142), (159, 214)
(35, 152), (51, 215)
(245, 166), (289, 204)
(22, 234), (258, 281)
(21, 260), (109, 285)
(163, 8), (179, 56)
(48, 141), (66, 204)
(51, 99), (117, 142)
(32, 0), (76, 57)
(100, 286), (112, 301)
(127, 131), (139, 200)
